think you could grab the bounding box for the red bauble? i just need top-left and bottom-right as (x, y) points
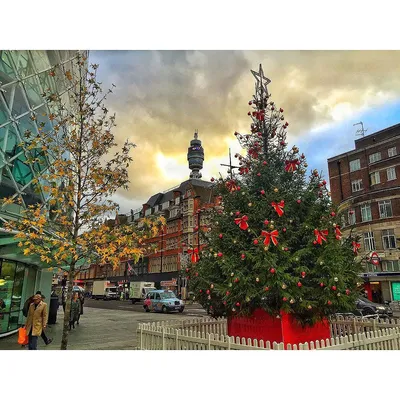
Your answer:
(301, 153), (305, 159)
(206, 290), (210, 295)
(327, 301), (332, 305)
(313, 240), (317, 245)
(264, 286), (270, 291)
(237, 186), (241, 191)
(223, 301), (227, 306)
(248, 101), (252, 105)
(323, 180), (327, 185)
(257, 172), (261, 177)
(226, 291), (230, 296)
(280, 108), (284, 112)
(247, 111), (251, 116)
(234, 132), (238, 136)
(210, 306), (213, 309)
(253, 239), (259, 245)
(241, 254), (246, 260)
(235, 211), (241, 216)
(217, 252), (223, 257)
(297, 282), (302, 287)
(301, 271), (306, 278)
(236, 302), (240, 307)
(320, 282), (324, 287)
(345, 289), (351, 295)
(283, 228), (287, 232)
(199, 289), (202, 293)
(195, 272), (198, 277)
(260, 189), (265, 195)
(264, 219), (269, 225)
(219, 234), (223, 239)
(211, 177), (215, 182)
(297, 199), (301, 204)
(282, 297), (287, 302)
(270, 268), (276, 274)
(331, 286), (337, 291)
(280, 141), (286, 146)
(284, 247), (289, 251)
(234, 278), (239, 283)
(258, 132), (262, 137)
(330, 212), (336, 217)
(185, 268), (189, 273)
(263, 161), (267, 165)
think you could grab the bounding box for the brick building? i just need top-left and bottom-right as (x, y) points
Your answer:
(327, 123), (400, 303)
(76, 132), (216, 298)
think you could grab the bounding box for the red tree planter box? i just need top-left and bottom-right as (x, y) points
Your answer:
(227, 308), (331, 347)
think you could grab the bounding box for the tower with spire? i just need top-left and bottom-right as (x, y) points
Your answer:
(187, 129), (204, 179)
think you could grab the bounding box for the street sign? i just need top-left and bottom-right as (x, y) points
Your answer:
(369, 252), (380, 266)
(392, 282), (400, 301)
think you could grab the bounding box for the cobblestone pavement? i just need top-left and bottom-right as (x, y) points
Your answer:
(0, 306), (205, 350)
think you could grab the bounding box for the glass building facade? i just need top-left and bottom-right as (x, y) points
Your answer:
(0, 50), (82, 336)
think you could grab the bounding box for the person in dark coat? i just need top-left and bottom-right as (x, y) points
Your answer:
(69, 292), (81, 330)
(77, 291), (84, 325)
(22, 291), (52, 345)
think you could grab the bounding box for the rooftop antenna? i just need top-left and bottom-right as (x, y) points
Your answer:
(353, 121), (367, 138)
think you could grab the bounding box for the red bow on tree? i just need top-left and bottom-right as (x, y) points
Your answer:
(335, 226), (342, 240)
(187, 248), (200, 263)
(239, 166), (250, 175)
(252, 110), (265, 121)
(284, 160), (299, 173)
(314, 229), (328, 245)
(226, 180), (237, 192)
(271, 200), (285, 217)
(352, 241), (361, 255)
(261, 230), (279, 247)
(235, 215), (249, 230)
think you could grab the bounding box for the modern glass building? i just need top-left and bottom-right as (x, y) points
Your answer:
(0, 50), (81, 336)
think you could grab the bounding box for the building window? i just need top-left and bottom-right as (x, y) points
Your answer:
(349, 159), (361, 172)
(387, 167), (396, 181)
(360, 204), (372, 222)
(363, 232), (376, 251)
(379, 201), (393, 218)
(388, 147), (397, 157)
(382, 260), (400, 272)
(369, 152), (382, 164)
(351, 179), (363, 192)
(382, 229), (396, 249)
(370, 171), (380, 185)
(348, 209), (356, 225)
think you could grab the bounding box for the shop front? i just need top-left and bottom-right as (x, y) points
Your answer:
(0, 259), (37, 337)
(362, 272), (400, 303)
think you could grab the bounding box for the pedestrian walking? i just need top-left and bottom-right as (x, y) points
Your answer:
(69, 292), (81, 330)
(24, 294), (48, 350)
(76, 291), (84, 325)
(22, 291), (52, 345)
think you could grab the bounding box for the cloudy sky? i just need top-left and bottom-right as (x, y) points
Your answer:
(89, 51), (400, 213)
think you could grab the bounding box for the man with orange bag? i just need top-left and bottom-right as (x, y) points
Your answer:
(25, 294), (48, 350)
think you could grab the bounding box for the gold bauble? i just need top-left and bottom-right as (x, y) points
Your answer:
(274, 188), (279, 193)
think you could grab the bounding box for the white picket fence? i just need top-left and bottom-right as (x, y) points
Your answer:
(330, 315), (400, 337)
(136, 316), (400, 350)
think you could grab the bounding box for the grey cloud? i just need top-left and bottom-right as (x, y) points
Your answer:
(89, 50), (400, 211)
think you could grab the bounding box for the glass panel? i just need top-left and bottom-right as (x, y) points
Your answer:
(11, 82), (30, 116)
(0, 313), (10, 334)
(0, 51), (16, 78)
(22, 73), (44, 107)
(0, 260), (16, 314)
(12, 153), (33, 186)
(31, 51), (50, 73)
(11, 264), (25, 312)
(7, 311), (20, 332)
(1, 124), (19, 157)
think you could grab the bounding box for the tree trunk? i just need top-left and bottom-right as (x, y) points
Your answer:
(60, 266), (75, 350)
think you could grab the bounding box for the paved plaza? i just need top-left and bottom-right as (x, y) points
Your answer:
(0, 306), (205, 350)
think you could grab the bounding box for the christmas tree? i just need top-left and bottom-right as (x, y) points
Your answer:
(187, 65), (363, 326)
